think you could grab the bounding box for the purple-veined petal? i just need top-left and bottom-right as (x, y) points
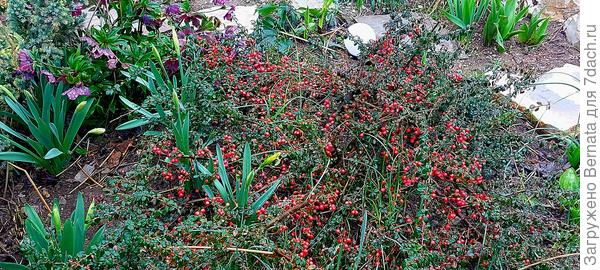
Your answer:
(62, 84), (91, 100)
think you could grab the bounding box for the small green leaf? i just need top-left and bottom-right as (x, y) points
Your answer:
(559, 168), (579, 191)
(44, 148), (63, 160)
(116, 119), (151, 130)
(257, 3), (278, 17)
(566, 140), (580, 169)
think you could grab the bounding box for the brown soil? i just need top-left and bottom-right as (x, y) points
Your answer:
(456, 20), (579, 77)
(0, 133), (137, 263)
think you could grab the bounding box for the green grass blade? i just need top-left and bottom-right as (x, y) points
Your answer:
(353, 210), (368, 270)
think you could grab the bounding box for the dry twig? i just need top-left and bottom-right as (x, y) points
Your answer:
(8, 163), (50, 213)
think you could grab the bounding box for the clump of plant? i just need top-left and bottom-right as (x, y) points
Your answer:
(483, 0), (528, 52)
(0, 193), (105, 269)
(518, 11), (550, 46)
(254, 1), (339, 53)
(113, 11), (521, 269)
(0, 79), (101, 175)
(444, 0), (490, 31)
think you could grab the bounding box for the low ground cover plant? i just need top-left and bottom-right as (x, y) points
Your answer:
(82, 12), (532, 269)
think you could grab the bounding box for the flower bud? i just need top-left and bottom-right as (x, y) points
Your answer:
(75, 101), (87, 112)
(87, 128), (106, 135)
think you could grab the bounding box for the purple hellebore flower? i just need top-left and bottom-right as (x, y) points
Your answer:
(224, 5), (235, 21)
(213, 0), (227, 5)
(223, 25), (238, 39)
(107, 58), (118, 69)
(163, 58), (179, 75)
(92, 47), (116, 59)
(142, 14), (153, 25)
(40, 70), (56, 83)
(72, 3), (84, 17)
(142, 14), (163, 28)
(62, 83), (91, 100)
(165, 4), (181, 16)
(17, 50), (34, 74)
(81, 36), (99, 48)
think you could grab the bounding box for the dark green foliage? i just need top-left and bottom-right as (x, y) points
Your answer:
(0, 193), (105, 270)
(518, 11), (550, 46)
(483, 0), (528, 52)
(0, 81), (97, 175)
(444, 0), (490, 30)
(254, 1), (339, 53)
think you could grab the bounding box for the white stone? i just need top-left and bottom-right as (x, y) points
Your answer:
(509, 64), (580, 131)
(355, 15), (391, 39)
(564, 13), (579, 49)
(344, 23), (376, 57)
(291, 0), (326, 9)
(82, 8), (118, 29)
(199, 5), (258, 32)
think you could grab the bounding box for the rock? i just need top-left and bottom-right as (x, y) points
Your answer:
(291, 0), (326, 9)
(82, 8), (118, 29)
(508, 64), (580, 131)
(564, 13), (579, 49)
(344, 23), (376, 57)
(199, 5), (258, 32)
(355, 15), (391, 39)
(526, 0), (579, 21)
(435, 39), (459, 53)
(72, 163), (95, 183)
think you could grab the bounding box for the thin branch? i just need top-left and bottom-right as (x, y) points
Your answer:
(178, 245), (274, 255)
(517, 253), (579, 270)
(8, 163), (50, 213)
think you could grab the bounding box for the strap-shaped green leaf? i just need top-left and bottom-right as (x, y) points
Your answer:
(25, 219), (48, 253)
(86, 225), (105, 254)
(0, 262), (31, 270)
(60, 220), (75, 258)
(116, 118), (151, 130)
(63, 99), (94, 149)
(0, 152), (38, 163)
(251, 179), (281, 213)
(215, 144), (233, 203)
(44, 148), (63, 160)
(119, 96), (154, 118)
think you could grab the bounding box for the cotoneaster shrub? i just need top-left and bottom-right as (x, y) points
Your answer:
(91, 12), (525, 269)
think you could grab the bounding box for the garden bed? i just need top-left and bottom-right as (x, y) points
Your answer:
(0, 0), (580, 269)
